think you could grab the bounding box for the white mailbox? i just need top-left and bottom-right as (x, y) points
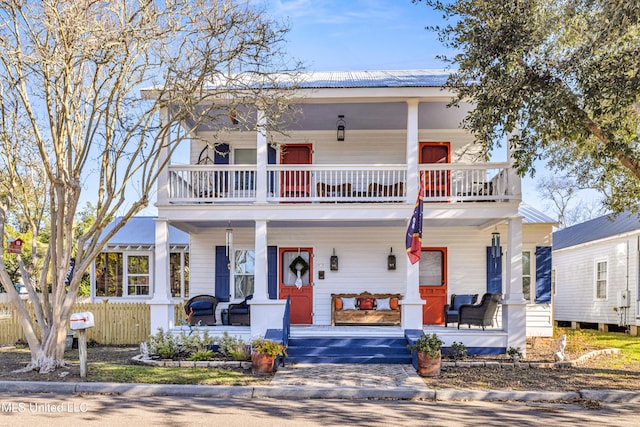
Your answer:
(70, 312), (95, 330)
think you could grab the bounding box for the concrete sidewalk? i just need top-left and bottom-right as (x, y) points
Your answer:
(1, 363), (639, 403)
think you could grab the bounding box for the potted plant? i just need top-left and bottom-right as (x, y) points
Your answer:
(250, 338), (287, 374)
(408, 333), (443, 377)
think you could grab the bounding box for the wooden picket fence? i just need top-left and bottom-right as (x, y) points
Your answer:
(0, 301), (151, 345)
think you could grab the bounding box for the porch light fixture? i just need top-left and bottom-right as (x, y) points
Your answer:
(491, 229), (501, 259)
(330, 248), (339, 271)
(336, 115), (346, 141)
(387, 247), (396, 271)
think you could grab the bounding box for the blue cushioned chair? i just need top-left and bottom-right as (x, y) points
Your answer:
(228, 294), (252, 325)
(443, 294), (478, 327)
(185, 295), (219, 326)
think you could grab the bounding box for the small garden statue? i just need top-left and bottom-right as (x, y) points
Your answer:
(139, 342), (150, 360)
(554, 334), (568, 361)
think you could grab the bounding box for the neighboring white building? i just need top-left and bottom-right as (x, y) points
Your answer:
(93, 70), (557, 354)
(553, 211), (640, 336)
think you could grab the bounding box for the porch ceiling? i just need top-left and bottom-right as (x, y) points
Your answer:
(167, 217), (507, 234)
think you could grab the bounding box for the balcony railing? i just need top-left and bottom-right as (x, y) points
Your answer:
(167, 163), (515, 204)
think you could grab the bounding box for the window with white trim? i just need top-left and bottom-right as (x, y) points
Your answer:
(127, 255), (150, 296)
(595, 260), (607, 299)
(170, 252), (190, 298)
(234, 249), (255, 299)
(522, 251), (532, 301)
(95, 252), (152, 297)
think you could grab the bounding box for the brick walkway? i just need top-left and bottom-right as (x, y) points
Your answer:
(271, 363), (425, 388)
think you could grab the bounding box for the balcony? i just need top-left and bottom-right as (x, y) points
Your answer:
(166, 163), (516, 204)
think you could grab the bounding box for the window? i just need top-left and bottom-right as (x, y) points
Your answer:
(234, 148), (256, 191)
(234, 250), (255, 299)
(522, 251), (531, 301)
(281, 250), (310, 287)
(170, 252), (190, 298)
(94, 252), (151, 298)
(552, 268), (557, 296)
(419, 250), (445, 286)
(96, 253), (123, 297)
(127, 255), (150, 296)
(596, 261), (607, 299)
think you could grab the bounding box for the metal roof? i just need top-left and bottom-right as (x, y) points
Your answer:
(296, 70), (451, 89)
(519, 203), (556, 224)
(553, 210), (640, 250)
(101, 216), (189, 246)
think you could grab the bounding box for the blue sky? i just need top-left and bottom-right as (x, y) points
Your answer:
(265, 0), (558, 215)
(268, 0), (447, 71)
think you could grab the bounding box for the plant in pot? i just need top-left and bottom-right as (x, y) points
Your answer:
(408, 333), (443, 377)
(250, 338), (287, 375)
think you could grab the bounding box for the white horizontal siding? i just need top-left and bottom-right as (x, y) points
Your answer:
(554, 236), (638, 326)
(191, 129), (480, 166)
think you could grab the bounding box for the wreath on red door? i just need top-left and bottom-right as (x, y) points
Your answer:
(288, 255), (309, 277)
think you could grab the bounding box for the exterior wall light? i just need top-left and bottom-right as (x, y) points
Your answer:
(336, 115), (346, 141)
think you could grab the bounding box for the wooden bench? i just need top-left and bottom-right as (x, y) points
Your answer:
(331, 291), (402, 326)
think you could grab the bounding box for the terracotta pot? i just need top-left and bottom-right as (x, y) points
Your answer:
(251, 352), (275, 375)
(416, 351), (441, 377)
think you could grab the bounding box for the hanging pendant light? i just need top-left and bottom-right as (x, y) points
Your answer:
(225, 224), (233, 256)
(491, 229), (501, 259)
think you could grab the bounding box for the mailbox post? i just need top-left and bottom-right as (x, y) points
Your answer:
(70, 312), (95, 378)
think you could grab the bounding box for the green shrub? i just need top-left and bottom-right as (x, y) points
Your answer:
(218, 332), (250, 361)
(147, 328), (216, 360)
(407, 333), (442, 358)
(187, 350), (214, 361)
(446, 341), (468, 360)
(148, 328), (181, 359)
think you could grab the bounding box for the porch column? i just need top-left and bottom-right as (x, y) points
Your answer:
(406, 99), (419, 201)
(256, 109), (268, 203)
(507, 129), (522, 200)
(401, 99), (425, 330)
(149, 218), (174, 333)
(250, 220), (286, 337)
(502, 217), (527, 356)
(156, 107), (170, 206)
(402, 257), (425, 330)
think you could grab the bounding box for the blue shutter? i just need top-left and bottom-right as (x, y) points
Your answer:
(215, 246), (230, 302)
(535, 246), (552, 304)
(268, 246), (278, 299)
(486, 246), (502, 294)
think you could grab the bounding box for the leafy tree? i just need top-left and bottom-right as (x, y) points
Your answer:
(0, 0), (299, 373)
(416, 0), (640, 213)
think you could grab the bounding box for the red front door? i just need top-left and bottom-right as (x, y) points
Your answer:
(278, 248), (313, 324)
(280, 144), (312, 199)
(419, 248), (448, 324)
(420, 142), (450, 198)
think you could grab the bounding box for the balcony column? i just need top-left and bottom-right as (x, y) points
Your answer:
(149, 218), (174, 332)
(157, 107), (170, 206)
(250, 220), (286, 337)
(401, 99), (425, 331)
(406, 99), (419, 201)
(501, 217), (527, 356)
(256, 109), (268, 203)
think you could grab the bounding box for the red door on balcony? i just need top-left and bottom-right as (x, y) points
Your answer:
(420, 142), (450, 198)
(419, 248), (448, 325)
(280, 144), (312, 199)
(279, 248), (313, 324)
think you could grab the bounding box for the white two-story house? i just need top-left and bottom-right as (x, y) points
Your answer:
(108, 70), (554, 356)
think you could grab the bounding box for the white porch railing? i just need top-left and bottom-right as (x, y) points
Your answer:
(167, 163), (515, 204)
(419, 163), (513, 202)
